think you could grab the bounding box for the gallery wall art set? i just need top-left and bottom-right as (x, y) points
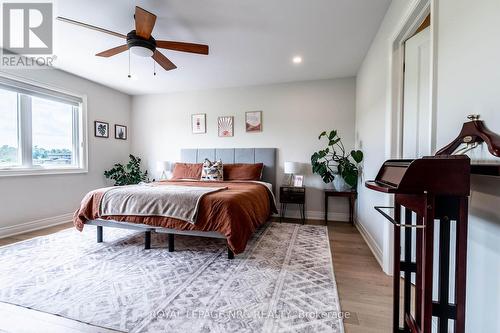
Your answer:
(94, 121), (128, 140)
(191, 111), (262, 137)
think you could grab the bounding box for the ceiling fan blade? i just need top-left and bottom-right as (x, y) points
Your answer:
(152, 50), (177, 71)
(156, 41), (209, 55)
(135, 6), (157, 39)
(96, 45), (129, 57)
(56, 16), (126, 39)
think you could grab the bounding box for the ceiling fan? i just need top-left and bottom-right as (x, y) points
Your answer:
(56, 6), (209, 72)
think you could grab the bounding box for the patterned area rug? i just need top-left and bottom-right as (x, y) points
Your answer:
(0, 223), (344, 333)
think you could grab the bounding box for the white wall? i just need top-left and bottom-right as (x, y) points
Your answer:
(356, 0), (500, 331)
(0, 69), (132, 232)
(436, 0), (500, 331)
(355, 0), (411, 268)
(131, 78), (356, 220)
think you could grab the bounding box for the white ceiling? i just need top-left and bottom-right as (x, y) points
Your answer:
(53, 0), (391, 95)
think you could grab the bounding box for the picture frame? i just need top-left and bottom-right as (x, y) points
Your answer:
(245, 111), (262, 132)
(115, 124), (127, 140)
(218, 116), (234, 137)
(191, 113), (206, 134)
(94, 121), (109, 138)
(293, 175), (304, 187)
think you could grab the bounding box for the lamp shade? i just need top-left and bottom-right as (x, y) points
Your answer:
(284, 161), (300, 174)
(156, 161), (171, 172)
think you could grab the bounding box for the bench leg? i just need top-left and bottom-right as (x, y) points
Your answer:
(97, 226), (103, 243)
(228, 247), (235, 260)
(145, 231), (151, 250)
(168, 234), (175, 252)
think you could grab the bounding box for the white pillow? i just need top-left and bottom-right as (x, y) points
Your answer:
(200, 159), (223, 181)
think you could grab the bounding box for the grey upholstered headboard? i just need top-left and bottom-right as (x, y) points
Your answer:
(180, 148), (277, 192)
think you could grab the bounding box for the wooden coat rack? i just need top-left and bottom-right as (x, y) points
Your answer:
(366, 115), (499, 332)
(367, 157), (470, 332)
(436, 115), (500, 157)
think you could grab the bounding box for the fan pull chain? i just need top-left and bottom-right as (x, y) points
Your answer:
(153, 59), (156, 76)
(128, 49), (131, 78)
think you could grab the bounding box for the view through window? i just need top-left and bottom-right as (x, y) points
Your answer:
(0, 79), (84, 172)
(0, 89), (20, 167)
(32, 97), (75, 166)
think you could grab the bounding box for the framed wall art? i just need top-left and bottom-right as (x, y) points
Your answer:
(293, 175), (304, 187)
(192, 113), (206, 134)
(115, 124), (127, 140)
(94, 121), (109, 138)
(218, 116), (234, 137)
(246, 111), (262, 132)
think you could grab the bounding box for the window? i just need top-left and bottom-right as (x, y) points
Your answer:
(0, 75), (87, 176)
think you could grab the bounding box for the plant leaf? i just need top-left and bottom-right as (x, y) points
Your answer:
(104, 154), (148, 186)
(343, 173), (357, 187)
(328, 130), (337, 140)
(329, 138), (340, 146)
(312, 130), (363, 186)
(350, 150), (364, 163)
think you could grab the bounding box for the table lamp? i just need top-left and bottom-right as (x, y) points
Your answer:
(284, 161), (300, 186)
(156, 161), (171, 180)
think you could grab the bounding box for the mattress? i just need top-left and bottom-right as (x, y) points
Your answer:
(73, 180), (277, 254)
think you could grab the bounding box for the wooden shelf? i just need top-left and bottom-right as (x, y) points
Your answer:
(471, 164), (500, 176)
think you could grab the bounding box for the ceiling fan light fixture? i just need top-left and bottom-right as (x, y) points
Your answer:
(127, 30), (156, 57)
(292, 56), (303, 64)
(130, 45), (154, 57)
(58, 7), (209, 74)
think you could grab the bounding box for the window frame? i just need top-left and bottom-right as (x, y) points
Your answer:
(0, 72), (88, 177)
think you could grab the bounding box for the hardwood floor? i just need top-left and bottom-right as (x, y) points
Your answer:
(327, 222), (392, 332)
(0, 220), (392, 333)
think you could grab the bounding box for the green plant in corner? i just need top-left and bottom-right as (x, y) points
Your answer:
(104, 154), (149, 186)
(311, 130), (364, 188)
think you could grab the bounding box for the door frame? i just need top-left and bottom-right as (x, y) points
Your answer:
(382, 0), (438, 274)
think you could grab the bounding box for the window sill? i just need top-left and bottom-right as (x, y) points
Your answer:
(0, 167), (88, 177)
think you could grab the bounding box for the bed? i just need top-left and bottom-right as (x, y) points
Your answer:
(73, 148), (277, 259)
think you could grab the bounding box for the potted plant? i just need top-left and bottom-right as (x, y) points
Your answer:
(104, 154), (149, 186)
(311, 130), (363, 190)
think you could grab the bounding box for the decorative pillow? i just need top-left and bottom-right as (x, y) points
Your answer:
(201, 159), (224, 181)
(171, 163), (203, 180)
(223, 163), (264, 181)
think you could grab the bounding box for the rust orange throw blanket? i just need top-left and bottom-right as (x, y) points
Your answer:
(73, 180), (276, 254)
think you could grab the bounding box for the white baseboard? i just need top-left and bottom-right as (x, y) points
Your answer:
(355, 219), (384, 269)
(0, 213), (73, 239)
(277, 209), (349, 222)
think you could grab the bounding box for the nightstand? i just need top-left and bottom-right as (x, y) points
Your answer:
(324, 189), (357, 225)
(279, 186), (306, 224)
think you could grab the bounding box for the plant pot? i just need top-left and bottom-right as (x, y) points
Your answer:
(323, 181), (335, 190)
(333, 176), (352, 192)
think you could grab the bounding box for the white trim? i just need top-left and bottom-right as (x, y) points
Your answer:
(383, 0), (435, 275)
(355, 219), (384, 270)
(278, 209), (349, 222)
(80, 94), (89, 173)
(0, 71), (86, 102)
(387, 0), (433, 160)
(0, 213), (73, 239)
(0, 167), (88, 177)
(429, 0), (439, 154)
(19, 94), (32, 167)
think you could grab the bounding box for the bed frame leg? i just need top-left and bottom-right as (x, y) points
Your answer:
(145, 231), (151, 250)
(168, 234), (175, 252)
(228, 247), (235, 260)
(97, 226), (103, 243)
